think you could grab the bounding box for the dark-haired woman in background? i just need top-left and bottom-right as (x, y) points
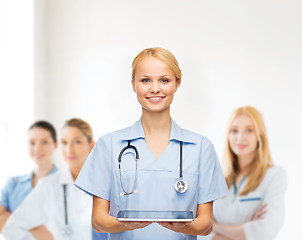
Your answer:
(3, 118), (108, 240)
(0, 121), (58, 233)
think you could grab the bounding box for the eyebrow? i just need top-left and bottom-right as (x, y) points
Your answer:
(60, 136), (84, 141)
(231, 125), (254, 128)
(140, 74), (172, 79)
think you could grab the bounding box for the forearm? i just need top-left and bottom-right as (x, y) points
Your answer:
(29, 225), (54, 240)
(0, 210), (11, 232)
(213, 222), (246, 240)
(177, 215), (213, 235)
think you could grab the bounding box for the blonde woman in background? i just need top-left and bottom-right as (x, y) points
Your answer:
(3, 118), (108, 240)
(199, 106), (287, 240)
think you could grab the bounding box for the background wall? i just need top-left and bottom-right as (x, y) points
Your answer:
(1, 0), (302, 239)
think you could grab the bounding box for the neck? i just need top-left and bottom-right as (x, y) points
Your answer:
(33, 161), (54, 180)
(237, 154), (255, 176)
(69, 166), (82, 181)
(141, 108), (171, 137)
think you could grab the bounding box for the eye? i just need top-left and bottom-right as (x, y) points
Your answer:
(230, 129), (238, 133)
(29, 141), (35, 146)
(60, 140), (67, 146)
(42, 140), (49, 145)
(247, 128), (254, 133)
(75, 140), (81, 144)
(141, 78), (150, 83)
(160, 78), (169, 83)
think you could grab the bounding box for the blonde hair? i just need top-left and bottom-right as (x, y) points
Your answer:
(63, 118), (93, 143)
(223, 106), (274, 195)
(132, 47), (182, 83)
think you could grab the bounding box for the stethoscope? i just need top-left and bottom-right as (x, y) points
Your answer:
(118, 140), (188, 196)
(61, 184), (72, 236)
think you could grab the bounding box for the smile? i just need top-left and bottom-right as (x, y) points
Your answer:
(146, 96), (165, 102)
(236, 144), (247, 149)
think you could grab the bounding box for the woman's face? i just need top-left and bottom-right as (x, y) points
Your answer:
(60, 126), (93, 170)
(229, 114), (258, 159)
(132, 56), (180, 113)
(28, 127), (57, 166)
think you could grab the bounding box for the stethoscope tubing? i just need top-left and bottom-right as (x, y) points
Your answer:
(63, 184), (68, 225)
(118, 140), (188, 195)
(61, 184), (72, 236)
(118, 140), (139, 196)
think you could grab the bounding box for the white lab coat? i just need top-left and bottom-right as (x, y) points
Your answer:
(3, 169), (92, 240)
(198, 165), (287, 240)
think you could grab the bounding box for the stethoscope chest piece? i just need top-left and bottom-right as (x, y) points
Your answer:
(61, 225), (72, 236)
(175, 179), (188, 193)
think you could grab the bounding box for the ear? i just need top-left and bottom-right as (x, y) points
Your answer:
(131, 79), (136, 93)
(174, 79), (181, 93)
(89, 141), (95, 152)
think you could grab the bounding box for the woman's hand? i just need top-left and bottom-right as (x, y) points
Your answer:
(29, 225), (54, 240)
(251, 204), (267, 221)
(120, 221), (152, 230)
(157, 221), (192, 232)
(0, 206), (11, 232)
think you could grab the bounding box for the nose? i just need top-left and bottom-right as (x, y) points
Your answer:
(150, 81), (160, 93)
(33, 143), (41, 152)
(66, 144), (74, 154)
(237, 131), (246, 141)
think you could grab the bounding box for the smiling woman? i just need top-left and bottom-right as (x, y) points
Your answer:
(0, 121), (58, 233)
(2, 118), (108, 240)
(131, 56), (180, 115)
(60, 119), (94, 180)
(199, 106), (288, 240)
(74, 47), (229, 240)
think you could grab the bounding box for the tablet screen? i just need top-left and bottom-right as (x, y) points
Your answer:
(116, 210), (194, 222)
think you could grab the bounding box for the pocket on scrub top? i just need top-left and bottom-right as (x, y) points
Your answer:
(239, 197), (262, 202)
(236, 192), (263, 221)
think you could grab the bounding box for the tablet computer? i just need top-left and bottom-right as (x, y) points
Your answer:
(116, 210), (194, 222)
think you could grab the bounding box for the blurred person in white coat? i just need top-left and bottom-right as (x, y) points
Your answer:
(3, 118), (108, 240)
(198, 106), (287, 240)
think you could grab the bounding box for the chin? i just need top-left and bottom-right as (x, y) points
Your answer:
(142, 105), (170, 113)
(236, 150), (254, 157)
(34, 158), (47, 165)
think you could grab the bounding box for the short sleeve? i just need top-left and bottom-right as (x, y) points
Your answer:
(2, 180), (50, 240)
(198, 138), (228, 204)
(0, 177), (14, 209)
(75, 136), (112, 201)
(243, 166), (287, 240)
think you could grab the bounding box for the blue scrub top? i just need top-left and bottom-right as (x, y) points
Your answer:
(92, 228), (108, 240)
(75, 119), (228, 240)
(0, 165), (58, 212)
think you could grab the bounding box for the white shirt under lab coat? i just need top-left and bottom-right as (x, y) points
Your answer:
(3, 169), (92, 240)
(198, 165), (287, 240)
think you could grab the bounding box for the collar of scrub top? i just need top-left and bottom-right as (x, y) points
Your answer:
(233, 176), (247, 195)
(59, 168), (74, 185)
(120, 118), (198, 144)
(19, 165), (58, 183)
